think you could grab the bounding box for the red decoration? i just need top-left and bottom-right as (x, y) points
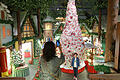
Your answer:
(84, 61), (89, 67)
(87, 65), (97, 73)
(28, 59), (33, 64)
(38, 66), (40, 68)
(0, 47), (8, 72)
(61, 61), (97, 74)
(35, 57), (39, 59)
(68, 21), (71, 23)
(71, 32), (75, 36)
(33, 77), (37, 80)
(24, 52), (31, 58)
(1, 10), (5, 20)
(0, 67), (1, 77)
(70, 16), (73, 19)
(61, 67), (85, 73)
(35, 73), (39, 78)
(8, 68), (12, 75)
(85, 61), (97, 74)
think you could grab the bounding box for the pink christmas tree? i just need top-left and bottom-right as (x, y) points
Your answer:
(60, 0), (85, 70)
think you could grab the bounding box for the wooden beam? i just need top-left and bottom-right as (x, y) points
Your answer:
(105, 0), (119, 62)
(114, 23), (120, 70)
(37, 8), (41, 37)
(17, 10), (21, 49)
(98, 0), (102, 41)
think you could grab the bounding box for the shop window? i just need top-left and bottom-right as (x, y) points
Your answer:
(7, 29), (11, 36)
(2, 26), (6, 38)
(22, 18), (35, 37)
(1, 10), (5, 20)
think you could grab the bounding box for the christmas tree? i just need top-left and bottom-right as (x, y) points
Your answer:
(60, 0), (85, 70)
(11, 50), (24, 68)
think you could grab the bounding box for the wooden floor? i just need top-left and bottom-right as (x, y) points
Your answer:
(0, 77), (25, 80)
(89, 74), (120, 80)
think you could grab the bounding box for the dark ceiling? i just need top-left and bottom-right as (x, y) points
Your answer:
(1, 0), (108, 19)
(49, 0), (108, 19)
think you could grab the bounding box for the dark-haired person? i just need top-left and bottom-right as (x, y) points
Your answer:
(71, 53), (80, 80)
(40, 41), (65, 80)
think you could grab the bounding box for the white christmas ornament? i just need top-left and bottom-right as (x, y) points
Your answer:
(60, 0), (85, 70)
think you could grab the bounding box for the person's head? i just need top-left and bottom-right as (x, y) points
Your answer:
(43, 41), (56, 62)
(74, 53), (78, 57)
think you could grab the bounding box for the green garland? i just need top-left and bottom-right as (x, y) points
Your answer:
(0, 19), (13, 24)
(90, 32), (98, 35)
(34, 38), (41, 57)
(22, 36), (36, 41)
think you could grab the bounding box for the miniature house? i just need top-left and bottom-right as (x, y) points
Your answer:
(0, 2), (13, 46)
(0, 2), (13, 77)
(43, 16), (55, 41)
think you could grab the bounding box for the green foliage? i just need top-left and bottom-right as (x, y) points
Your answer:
(3, 0), (26, 11)
(3, 0), (54, 12)
(93, 0), (108, 10)
(11, 50), (24, 68)
(0, 19), (13, 24)
(34, 38), (41, 57)
(79, 16), (98, 29)
(94, 65), (111, 73)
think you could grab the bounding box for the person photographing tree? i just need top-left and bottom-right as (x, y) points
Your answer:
(40, 41), (65, 80)
(71, 53), (80, 80)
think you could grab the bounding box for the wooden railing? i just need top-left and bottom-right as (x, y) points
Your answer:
(0, 77), (26, 80)
(89, 74), (120, 80)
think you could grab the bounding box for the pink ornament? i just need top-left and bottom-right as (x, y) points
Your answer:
(70, 16), (73, 19)
(68, 21), (71, 23)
